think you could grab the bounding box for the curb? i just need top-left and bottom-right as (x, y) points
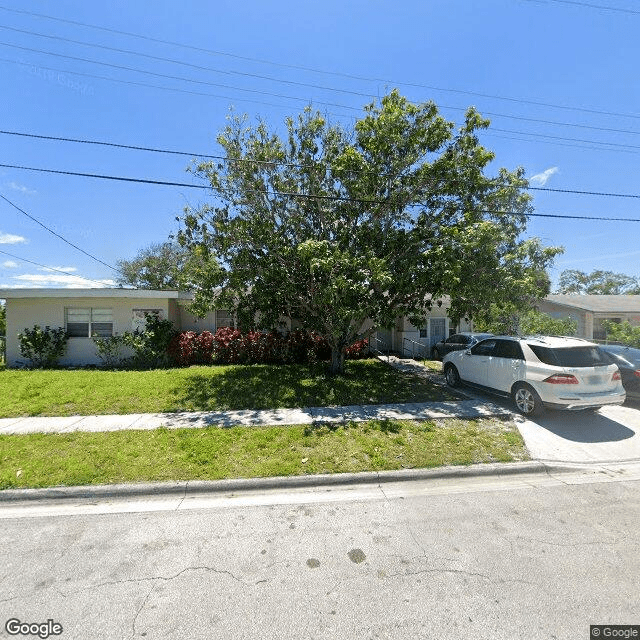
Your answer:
(0, 460), (577, 503)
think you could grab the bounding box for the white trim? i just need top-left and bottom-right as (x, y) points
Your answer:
(0, 288), (181, 299)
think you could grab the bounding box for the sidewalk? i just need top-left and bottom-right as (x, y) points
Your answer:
(0, 398), (512, 435)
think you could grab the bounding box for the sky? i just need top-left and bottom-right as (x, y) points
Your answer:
(0, 0), (639, 291)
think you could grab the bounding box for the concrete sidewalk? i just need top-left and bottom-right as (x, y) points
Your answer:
(0, 398), (512, 435)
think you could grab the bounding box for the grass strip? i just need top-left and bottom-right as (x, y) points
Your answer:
(0, 417), (527, 490)
(0, 359), (458, 417)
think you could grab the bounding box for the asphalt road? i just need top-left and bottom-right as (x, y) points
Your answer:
(1, 467), (638, 640)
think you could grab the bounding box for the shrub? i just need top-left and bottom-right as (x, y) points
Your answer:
(168, 330), (216, 366)
(121, 314), (178, 369)
(18, 325), (68, 368)
(345, 338), (369, 359)
(93, 334), (126, 368)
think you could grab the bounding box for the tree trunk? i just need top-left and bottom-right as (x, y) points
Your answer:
(329, 347), (345, 376)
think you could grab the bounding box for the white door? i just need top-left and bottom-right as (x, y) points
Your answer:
(429, 318), (446, 349)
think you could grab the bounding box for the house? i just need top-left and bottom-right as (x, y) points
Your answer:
(0, 288), (468, 366)
(0, 288), (235, 367)
(537, 294), (640, 340)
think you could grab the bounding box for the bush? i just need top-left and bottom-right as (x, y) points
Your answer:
(602, 320), (640, 348)
(18, 325), (68, 368)
(121, 314), (178, 369)
(93, 334), (126, 368)
(167, 326), (368, 367)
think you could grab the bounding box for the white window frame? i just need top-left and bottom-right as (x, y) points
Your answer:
(65, 307), (113, 338)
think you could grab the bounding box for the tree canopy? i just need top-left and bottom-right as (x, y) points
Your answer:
(178, 91), (561, 373)
(556, 269), (640, 295)
(116, 241), (219, 291)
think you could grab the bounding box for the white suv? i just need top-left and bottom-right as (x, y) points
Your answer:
(442, 336), (625, 416)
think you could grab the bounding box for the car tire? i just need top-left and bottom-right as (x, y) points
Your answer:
(444, 363), (460, 387)
(512, 383), (544, 417)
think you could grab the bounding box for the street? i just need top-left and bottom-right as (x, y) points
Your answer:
(1, 466), (639, 640)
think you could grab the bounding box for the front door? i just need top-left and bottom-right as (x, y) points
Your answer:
(429, 318), (446, 349)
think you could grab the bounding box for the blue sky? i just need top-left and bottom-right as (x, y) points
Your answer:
(1, 0), (639, 290)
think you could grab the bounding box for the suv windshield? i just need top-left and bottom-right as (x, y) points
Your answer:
(528, 344), (609, 367)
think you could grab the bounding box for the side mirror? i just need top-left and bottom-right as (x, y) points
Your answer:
(465, 349), (472, 356)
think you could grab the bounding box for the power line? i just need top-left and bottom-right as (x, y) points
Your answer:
(0, 193), (119, 272)
(0, 24), (378, 99)
(3, 132), (640, 199)
(0, 57), (357, 119)
(546, 0), (640, 15)
(0, 4), (638, 120)
(0, 248), (113, 286)
(2, 162), (640, 220)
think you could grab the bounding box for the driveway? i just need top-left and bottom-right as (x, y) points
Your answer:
(517, 402), (640, 464)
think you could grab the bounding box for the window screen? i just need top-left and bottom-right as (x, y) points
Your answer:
(65, 308), (113, 337)
(216, 310), (233, 328)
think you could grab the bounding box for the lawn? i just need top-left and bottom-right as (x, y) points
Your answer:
(0, 359), (459, 417)
(0, 417), (527, 490)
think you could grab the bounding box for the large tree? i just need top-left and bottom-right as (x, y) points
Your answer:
(556, 269), (640, 295)
(117, 241), (219, 291)
(179, 91), (561, 374)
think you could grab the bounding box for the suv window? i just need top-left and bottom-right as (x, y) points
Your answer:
(471, 339), (496, 357)
(494, 340), (524, 359)
(528, 344), (610, 367)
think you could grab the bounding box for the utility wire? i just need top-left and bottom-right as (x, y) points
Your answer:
(0, 248), (112, 286)
(546, 0), (640, 15)
(0, 193), (119, 271)
(3, 132), (640, 199)
(2, 162), (640, 220)
(7, 23), (640, 140)
(0, 41), (371, 105)
(0, 57), (355, 119)
(0, 4), (638, 120)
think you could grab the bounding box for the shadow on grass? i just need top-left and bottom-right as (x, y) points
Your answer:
(303, 418), (408, 436)
(168, 360), (446, 412)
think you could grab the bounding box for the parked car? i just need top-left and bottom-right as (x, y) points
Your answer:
(431, 332), (494, 360)
(442, 335), (625, 416)
(598, 345), (640, 401)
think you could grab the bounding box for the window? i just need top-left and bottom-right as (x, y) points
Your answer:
(65, 308), (113, 337)
(528, 345), (609, 367)
(132, 309), (161, 333)
(216, 310), (233, 328)
(471, 340), (496, 356)
(494, 340), (524, 360)
(419, 329), (427, 338)
(471, 339), (496, 357)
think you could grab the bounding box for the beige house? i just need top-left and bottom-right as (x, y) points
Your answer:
(537, 295), (640, 340)
(0, 288), (237, 367)
(0, 287), (466, 366)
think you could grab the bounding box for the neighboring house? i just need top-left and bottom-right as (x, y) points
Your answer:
(0, 288), (236, 367)
(537, 295), (640, 340)
(0, 287), (468, 366)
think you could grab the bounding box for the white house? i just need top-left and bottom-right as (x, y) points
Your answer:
(0, 288), (468, 366)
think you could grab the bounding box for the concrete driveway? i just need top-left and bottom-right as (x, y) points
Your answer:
(517, 401), (640, 463)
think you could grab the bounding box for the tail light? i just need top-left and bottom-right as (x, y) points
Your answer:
(634, 370), (640, 379)
(612, 370), (622, 381)
(543, 374), (579, 384)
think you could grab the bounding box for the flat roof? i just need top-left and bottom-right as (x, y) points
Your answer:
(544, 294), (640, 313)
(0, 288), (186, 299)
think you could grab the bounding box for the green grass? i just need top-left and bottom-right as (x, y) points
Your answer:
(0, 417), (528, 490)
(0, 359), (460, 417)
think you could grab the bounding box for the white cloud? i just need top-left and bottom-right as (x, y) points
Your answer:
(39, 266), (78, 273)
(1, 261), (18, 268)
(7, 181), (36, 195)
(12, 273), (115, 288)
(0, 232), (27, 244)
(530, 166), (559, 186)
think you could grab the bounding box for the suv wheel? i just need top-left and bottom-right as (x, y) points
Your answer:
(512, 383), (544, 417)
(444, 364), (460, 387)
